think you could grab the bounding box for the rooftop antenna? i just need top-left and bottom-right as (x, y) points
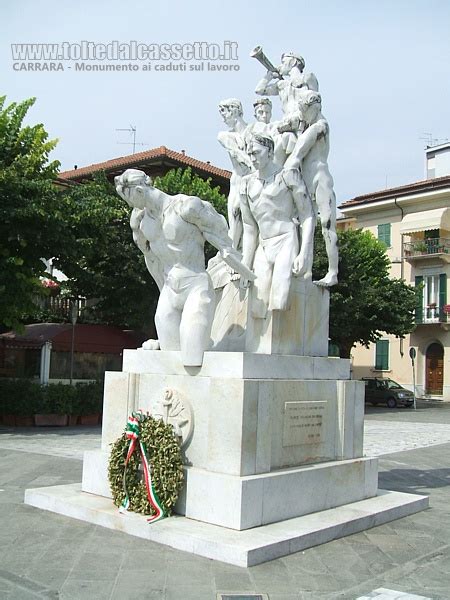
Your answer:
(116, 125), (147, 154)
(419, 132), (449, 149)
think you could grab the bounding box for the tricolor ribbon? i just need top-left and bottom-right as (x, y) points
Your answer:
(119, 411), (166, 523)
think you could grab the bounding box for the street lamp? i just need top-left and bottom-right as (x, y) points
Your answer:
(69, 299), (78, 385)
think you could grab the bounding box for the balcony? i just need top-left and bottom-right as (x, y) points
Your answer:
(415, 304), (450, 330)
(403, 237), (450, 263)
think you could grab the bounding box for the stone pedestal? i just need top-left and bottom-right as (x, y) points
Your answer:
(81, 350), (377, 532)
(25, 347), (429, 565)
(210, 278), (329, 357)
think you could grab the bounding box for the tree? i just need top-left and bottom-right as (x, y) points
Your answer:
(53, 168), (227, 330)
(313, 227), (419, 358)
(0, 96), (63, 331)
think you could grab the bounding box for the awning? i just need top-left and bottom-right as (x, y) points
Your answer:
(0, 323), (145, 353)
(400, 208), (450, 234)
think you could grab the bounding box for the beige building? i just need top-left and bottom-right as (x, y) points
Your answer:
(339, 143), (450, 401)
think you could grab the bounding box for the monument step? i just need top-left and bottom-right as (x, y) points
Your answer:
(24, 484), (429, 567)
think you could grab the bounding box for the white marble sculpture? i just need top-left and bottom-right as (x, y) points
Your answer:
(284, 91), (338, 287)
(254, 50), (319, 122)
(217, 98), (252, 249)
(115, 169), (254, 366)
(245, 98), (297, 166)
(240, 133), (315, 317)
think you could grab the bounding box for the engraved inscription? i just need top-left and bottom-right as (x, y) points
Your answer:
(282, 401), (326, 447)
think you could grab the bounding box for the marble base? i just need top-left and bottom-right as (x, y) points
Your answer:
(122, 350), (350, 380)
(24, 483), (429, 567)
(82, 451), (378, 530)
(101, 371), (363, 474)
(209, 277), (329, 357)
(246, 278), (329, 356)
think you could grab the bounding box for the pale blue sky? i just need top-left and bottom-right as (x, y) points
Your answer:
(1, 0), (449, 203)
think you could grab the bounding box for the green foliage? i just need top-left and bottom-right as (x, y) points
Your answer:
(0, 96), (63, 331)
(153, 167), (227, 218)
(52, 172), (157, 330)
(0, 380), (103, 416)
(313, 227), (419, 358)
(0, 379), (41, 415)
(36, 382), (76, 414)
(53, 168), (227, 330)
(108, 415), (184, 516)
(74, 381), (103, 415)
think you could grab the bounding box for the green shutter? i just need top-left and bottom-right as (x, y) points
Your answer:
(375, 340), (389, 370)
(415, 275), (424, 323)
(439, 273), (447, 319)
(378, 223), (391, 247)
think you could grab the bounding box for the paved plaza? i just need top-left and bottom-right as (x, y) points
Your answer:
(0, 401), (449, 599)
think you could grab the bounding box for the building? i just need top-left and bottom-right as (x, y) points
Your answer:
(0, 323), (145, 384)
(339, 143), (450, 401)
(59, 145), (231, 196)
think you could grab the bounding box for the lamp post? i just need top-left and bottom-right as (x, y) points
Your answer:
(409, 347), (417, 411)
(69, 299), (78, 385)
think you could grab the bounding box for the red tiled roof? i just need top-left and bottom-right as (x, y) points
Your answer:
(340, 174), (450, 209)
(59, 146), (231, 182)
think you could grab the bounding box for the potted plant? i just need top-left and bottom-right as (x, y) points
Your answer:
(413, 241), (427, 253)
(0, 380), (16, 426)
(77, 381), (103, 426)
(15, 380), (40, 426)
(34, 383), (74, 426)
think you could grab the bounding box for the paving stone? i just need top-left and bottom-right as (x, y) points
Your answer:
(2, 407), (450, 598)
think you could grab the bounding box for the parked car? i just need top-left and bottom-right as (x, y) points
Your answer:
(362, 378), (414, 408)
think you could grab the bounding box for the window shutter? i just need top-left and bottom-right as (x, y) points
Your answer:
(439, 273), (447, 318)
(415, 275), (424, 323)
(377, 224), (391, 247)
(375, 340), (389, 370)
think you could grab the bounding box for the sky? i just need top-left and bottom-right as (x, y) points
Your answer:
(1, 0), (449, 205)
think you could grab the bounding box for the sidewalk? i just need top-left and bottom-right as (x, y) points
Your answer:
(0, 405), (449, 599)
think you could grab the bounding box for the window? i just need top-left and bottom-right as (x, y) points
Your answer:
(375, 340), (389, 371)
(377, 223), (391, 247)
(415, 273), (447, 322)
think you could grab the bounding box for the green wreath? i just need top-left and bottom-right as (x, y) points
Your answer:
(108, 413), (184, 517)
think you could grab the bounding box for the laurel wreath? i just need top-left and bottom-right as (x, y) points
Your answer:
(108, 414), (184, 517)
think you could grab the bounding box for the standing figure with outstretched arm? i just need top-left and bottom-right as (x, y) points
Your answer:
(115, 169), (254, 366)
(284, 90), (338, 287)
(255, 51), (318, 121)
(240, 134), (315, 318)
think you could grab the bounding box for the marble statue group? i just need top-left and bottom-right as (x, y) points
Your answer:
(115, 47), (339, 366)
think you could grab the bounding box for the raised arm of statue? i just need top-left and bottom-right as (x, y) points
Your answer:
(217, 131), (252, 172)
(255, 70), (280, 96)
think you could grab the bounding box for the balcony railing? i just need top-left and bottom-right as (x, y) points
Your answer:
(404, 237), (450, 259)
(415, 304), (450, 325)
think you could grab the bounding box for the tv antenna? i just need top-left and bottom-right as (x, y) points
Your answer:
(116, 125), (147, 154)
(420, 132), (448, 149)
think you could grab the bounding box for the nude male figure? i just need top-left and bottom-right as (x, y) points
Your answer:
(255, 51), (318, 122)
(217, 98), (252, 249)
(240, 134), (315, 318)
(115, 169), (253, 366)
(245, 97), (296, 166)
(284, 90), (338, 287)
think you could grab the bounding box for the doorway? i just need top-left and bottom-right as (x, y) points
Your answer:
(425, 342), (444, 395)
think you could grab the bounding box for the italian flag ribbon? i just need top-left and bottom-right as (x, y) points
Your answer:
(119, 411), (166, 523)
